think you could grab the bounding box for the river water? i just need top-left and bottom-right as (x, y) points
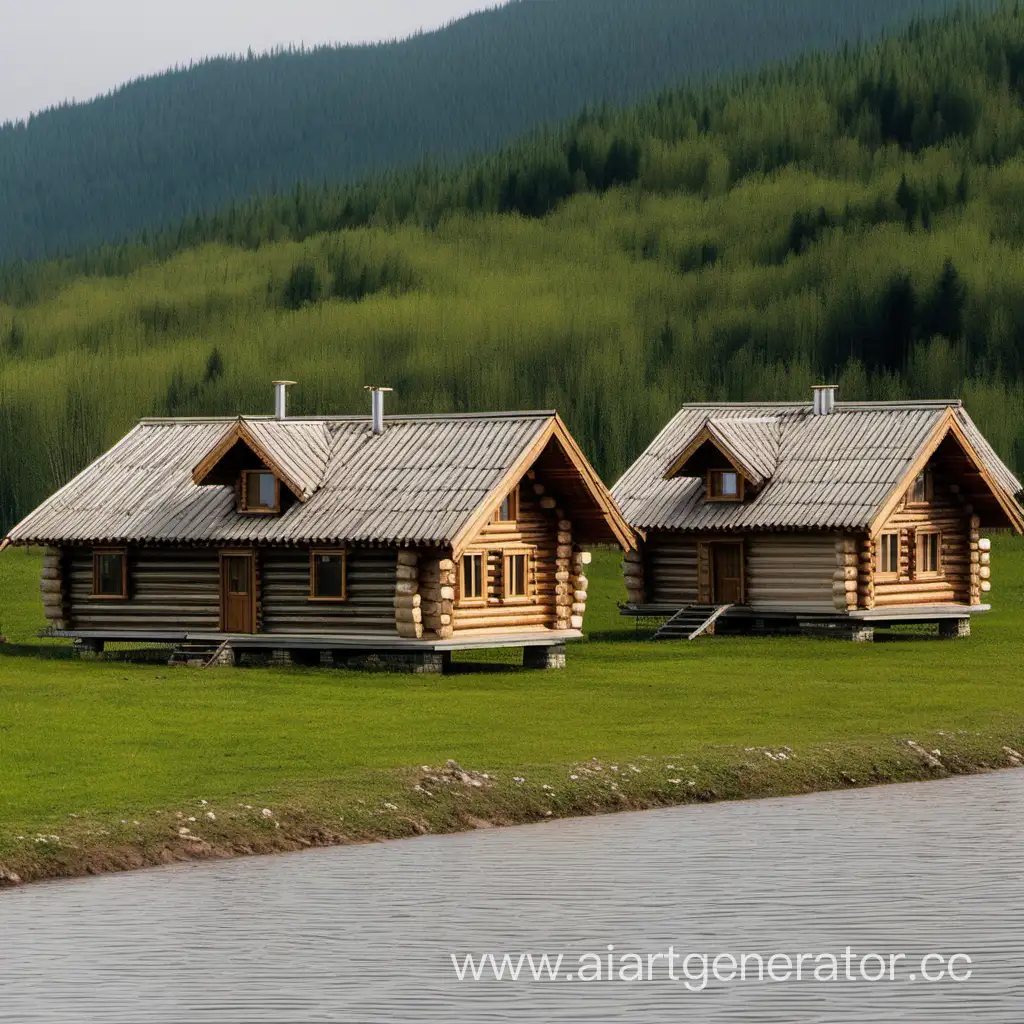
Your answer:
(1, 771), (1021, 1023)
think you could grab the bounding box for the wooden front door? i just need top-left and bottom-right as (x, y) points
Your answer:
(712, 542), (745, 604)
(220, 552), (256, 633)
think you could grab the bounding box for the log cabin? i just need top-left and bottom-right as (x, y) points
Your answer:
(2, 383), (634, 670)
(613, 387), (1024, 641)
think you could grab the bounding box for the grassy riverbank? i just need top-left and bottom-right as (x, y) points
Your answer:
(1, 540), (1023, 886)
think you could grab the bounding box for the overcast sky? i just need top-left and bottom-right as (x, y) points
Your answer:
(0, 0), (504, 125)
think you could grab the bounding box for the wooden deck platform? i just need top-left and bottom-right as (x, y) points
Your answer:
(44, 628), (582, 652)
(622, 603), (989, 626)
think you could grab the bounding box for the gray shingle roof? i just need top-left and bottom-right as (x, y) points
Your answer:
(233, 419), (331, 502)
(613, 401), (1022, 533)
(6, 412), (560, 547)
(701, 417), (780, 487)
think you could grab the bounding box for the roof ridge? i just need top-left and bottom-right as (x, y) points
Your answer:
(138, 410), (558, 425)
(707, 414), (780, 423)
(675, 400), (962, 411)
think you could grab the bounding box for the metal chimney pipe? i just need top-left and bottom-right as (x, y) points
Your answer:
(273, 381), (297, 419)
(364, 385), (394, 435)
(812, 384), (838, 416)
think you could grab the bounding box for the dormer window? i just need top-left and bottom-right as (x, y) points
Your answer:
(240, 470), (280, 514)
(707, 469), (744, 502)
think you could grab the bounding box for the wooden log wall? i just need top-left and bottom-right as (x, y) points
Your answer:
(857, 534), (875, 610)
(622, 548), (644, 605)
(554, 517), (573, 628)
(834, 536), (859, 613)
(745, 533), (838, 614)
(451, 473), (561, 634)
(642, 531), (698, 605)
(869, 478), (971, 608)
(66, 546), (220, 631)
(414, 551), (457, 640)
(567, 548), (592, 631)
(974, 522), (988, 605)
(394, 549), (423, 640)
(261, 547), (398, 635)
(41, 546), (68, 629)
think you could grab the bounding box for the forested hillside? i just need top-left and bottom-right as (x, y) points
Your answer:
(3, 4), (1024, 530)
(0, 0), (999, 261)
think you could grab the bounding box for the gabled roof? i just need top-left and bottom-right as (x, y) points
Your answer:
(6, 411), (634, 553)
(613, 401), (1024, 534)
(192, 418), (331, 502)
(665, 416), (780, 488)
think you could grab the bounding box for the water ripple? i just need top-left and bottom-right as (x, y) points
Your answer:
(1, 772), (1022, 1022)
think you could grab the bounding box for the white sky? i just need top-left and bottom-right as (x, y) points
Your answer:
(0, 0), (504, 124)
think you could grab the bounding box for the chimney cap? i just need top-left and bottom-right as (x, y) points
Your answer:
(273, 380), (298, 386)
(363, 385), (394, 392)
(812, 383), (839, 390)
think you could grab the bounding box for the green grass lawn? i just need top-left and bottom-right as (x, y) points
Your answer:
(1, 539), (1023, 880)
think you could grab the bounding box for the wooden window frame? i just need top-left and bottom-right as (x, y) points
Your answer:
(309, 548), (348, 602)
(906, 469), (934, 507)
(91, 547), (128, 600)
(457, 552), (487, 607)
(706, 468), (744, 503)
(915, 530), (943, 578)
(492, 486), (520, 524)
(502, 548), (532, 603)
(239, 470), (281, 515)
(876, 532), (900, 579)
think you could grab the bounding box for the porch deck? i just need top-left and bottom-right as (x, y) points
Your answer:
(43, 628), (582, 652)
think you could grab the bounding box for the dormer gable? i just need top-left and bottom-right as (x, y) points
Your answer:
(191, 418), (330, 512)
(664, 417), (780, 500)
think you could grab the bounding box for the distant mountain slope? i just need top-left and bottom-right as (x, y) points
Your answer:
(0, 0), (999, 261)
(3, 3), (1024, 529)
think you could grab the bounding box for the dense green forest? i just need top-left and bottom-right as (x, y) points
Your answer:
(0, 0), (1000, 262)
(3, 4), (1024, 531)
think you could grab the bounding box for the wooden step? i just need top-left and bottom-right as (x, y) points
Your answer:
(168, 640), (233, 668)
(655, 604), (733, 641)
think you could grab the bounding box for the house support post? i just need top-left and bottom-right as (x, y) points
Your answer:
(209, 645), (235, 668)
(73, 638), (104, 659)
(938, 618), (971, 639)
(268, 649), (293, 667)
(523, 644), (567, 670)
(850, 626), (875, 643)
(338, 651), (449, 674)
(73, 634), (103, 659)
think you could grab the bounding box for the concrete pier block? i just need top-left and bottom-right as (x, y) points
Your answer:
(73, 639), (104, 660)
(938, 618), (971, 639)
(523, 644), (567, 670)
